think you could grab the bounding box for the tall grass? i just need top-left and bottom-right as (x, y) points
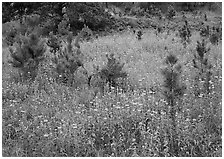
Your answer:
(2, 26), (222, 156)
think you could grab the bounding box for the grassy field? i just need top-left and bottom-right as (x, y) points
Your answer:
(2, 12), (222, 156)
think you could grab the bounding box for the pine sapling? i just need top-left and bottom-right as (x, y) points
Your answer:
(8, 33), (46, 82)
(209, 26), (221, 45)
(53, 32), (85, 86)
(161, 54), (186, 157)
(179, 20), (191, 48)
(204, 13), (207, 21)
(47, 31), (61, 55)
(101, 53), (127, 92)
(136, 30), (143, 40)
(167, 5), (176, 20)
(88, 53), (127, 95)
(192, 39), (212, 96)
(22, 14), (41, 35)
(58, 13), (71, 36)
(200, 25), (210, 39)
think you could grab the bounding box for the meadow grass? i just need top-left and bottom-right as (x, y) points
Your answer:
(2, 27), (222, 156)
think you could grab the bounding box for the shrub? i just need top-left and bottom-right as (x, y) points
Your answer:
(8, 33), (46, 82)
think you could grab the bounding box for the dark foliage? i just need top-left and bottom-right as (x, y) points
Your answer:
(89, 53), (128, 94)
(101, 53), (127, 91)
(193, 39), (212, 96)
(46, 32), (61, 54)
(53, 32), (85, 86)
(166, 5), (176, 20)
(8, 33), (46, 81)
(209, 26), (222, 45)
(136, 30), (143, 40)
(161, 54), (186, 156)
(200, 25), (210, 38)
(179, 20), (191, 48)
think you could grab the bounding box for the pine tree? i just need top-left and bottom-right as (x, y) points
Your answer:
(209, 26), (221, 45)
(8, 33), (46, 81)
(192, 39), (212, 96)
(136, 30), (143, 40)
(179, 20), (191, 48)
(101, 53), (127, 92)
(200, 25), (210, 38)
(53, 31), (86, 86)
(58, 12), (70, 35)
(47, 31), (61, 55)
(167, 5), (176, 20)
(88, 53), (127, 96)
(161, 54), (186, 157)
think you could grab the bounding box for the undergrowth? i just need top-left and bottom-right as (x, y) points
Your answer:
(2, 12), (222, 157)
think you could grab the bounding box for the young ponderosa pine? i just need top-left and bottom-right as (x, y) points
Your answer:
(161, 54), (186, 157)
(74, 24), (93, 49)
(166, 5), (176, 20)
(209, 26), (221, 45)
(58, 13), (71, 36)
(53, 31), (87, 86)
(101, 53), (127, 92)
(88, 65), (107, 97)
(179, 20), (191, 48)
(21, 14), (41, 35)
(47, 31), (61, 55)
(192, 39), (212, 96)
(88, 53), (127, 96)
(8, 33), (46, 82)
(136, 30), (143, 40)
(200, 24), (210, 38)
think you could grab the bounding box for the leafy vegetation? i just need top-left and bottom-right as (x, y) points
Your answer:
(2, 2), (222, 157)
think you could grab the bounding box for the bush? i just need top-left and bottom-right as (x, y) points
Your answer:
(8, 33), (46, 82)
(53, 32), (86, 86)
